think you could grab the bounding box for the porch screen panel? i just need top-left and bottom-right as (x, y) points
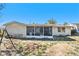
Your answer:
(35, 27), (43, 36)
(44, 27), (52, 36)
(49, 27), (52, 36)
(27, 26), (34, 36)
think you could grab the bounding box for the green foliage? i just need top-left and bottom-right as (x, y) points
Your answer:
(63, 22), (68, 25)
(47, 18), (57, 24)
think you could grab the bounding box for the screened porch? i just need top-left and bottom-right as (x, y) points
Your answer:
(26, 26), (53, 38)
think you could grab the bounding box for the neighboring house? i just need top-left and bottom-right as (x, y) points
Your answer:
(75, 24), (79, 33)
(72, 23), (79, 33)
(3, 21), (73, 39)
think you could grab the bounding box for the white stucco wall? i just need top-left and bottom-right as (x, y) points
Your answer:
(6, 23), (26, 37)
(5, 23), (72, 38)
(52, 27), (71, 36)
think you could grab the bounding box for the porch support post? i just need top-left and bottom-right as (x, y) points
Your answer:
(52, 26), (53, 36)
(43, 26), (44, 36)
(34, 25), (35, 36)
(52, 26), (54, 40)
(26, 26), (27, 36)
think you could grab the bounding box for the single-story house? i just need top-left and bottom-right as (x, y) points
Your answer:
(75, 23), (79, 35)
(2, 21), (74, 39)
(72, 23), (79, 33)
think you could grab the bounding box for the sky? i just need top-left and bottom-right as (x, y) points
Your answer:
(0, 3), (79, 25)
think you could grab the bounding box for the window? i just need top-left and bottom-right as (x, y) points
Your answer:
(58, 27), (61, 32)
(58, 27), (65, 32)
(62, 27), (65, 32)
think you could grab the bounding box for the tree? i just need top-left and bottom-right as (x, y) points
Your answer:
(63, 22), (68, 25)
(47, 18), (57, 24)
(32, 22), (36, 24)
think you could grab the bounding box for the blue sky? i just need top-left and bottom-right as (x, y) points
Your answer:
(0, 3), (79, 24)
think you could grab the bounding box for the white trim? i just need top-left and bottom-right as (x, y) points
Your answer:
(26, 35), (53, 38)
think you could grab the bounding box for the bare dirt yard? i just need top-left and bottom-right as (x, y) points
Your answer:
(0, 36), (79, 56)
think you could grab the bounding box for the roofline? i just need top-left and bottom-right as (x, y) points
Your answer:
(26, 24), (73, 27)
(3, 21), (74, 27)
(3, 21), (26, 26)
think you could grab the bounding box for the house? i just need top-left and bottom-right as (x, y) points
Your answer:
(72, 23), (79, 33)
(3, 21), (73, 39)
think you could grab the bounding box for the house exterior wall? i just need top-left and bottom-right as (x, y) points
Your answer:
(6, 23), (26, 38)
(5, 23), (72, 38)
(52, 27), (71, 36)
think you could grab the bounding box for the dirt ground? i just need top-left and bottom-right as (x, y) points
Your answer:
(0, 36), (79, 56)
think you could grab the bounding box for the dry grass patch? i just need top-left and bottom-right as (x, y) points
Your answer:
(0, 37), (79, 56)
(45, 43), (75, 56)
